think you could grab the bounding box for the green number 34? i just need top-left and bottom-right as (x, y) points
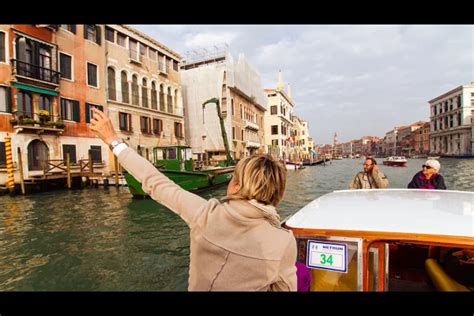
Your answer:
(320, 254), (333, 265)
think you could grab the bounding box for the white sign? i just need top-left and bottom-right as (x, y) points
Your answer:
(307, 240), (347, 273)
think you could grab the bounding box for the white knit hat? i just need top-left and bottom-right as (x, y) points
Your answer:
(425, 159), (440, 172)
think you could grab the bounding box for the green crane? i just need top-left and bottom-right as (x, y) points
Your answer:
(202, 97), (233, 167)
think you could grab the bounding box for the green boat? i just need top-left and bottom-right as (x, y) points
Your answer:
(124, 145), (235, 198)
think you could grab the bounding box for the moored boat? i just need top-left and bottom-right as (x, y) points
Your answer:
(125, 145), (234, 197)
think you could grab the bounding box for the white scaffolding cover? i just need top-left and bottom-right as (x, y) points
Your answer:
(181, 52), (267, 155)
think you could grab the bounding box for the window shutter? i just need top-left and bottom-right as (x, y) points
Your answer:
(95, 25), (101, 45)
(72, 100), (80, 122)
(83, 25), (88, 39)
(85, 103), (91, 123)
(6, 87), (11, 113)
(70, 25), (76, 34)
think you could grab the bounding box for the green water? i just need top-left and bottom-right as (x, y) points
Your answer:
(0, 158), (473, 290)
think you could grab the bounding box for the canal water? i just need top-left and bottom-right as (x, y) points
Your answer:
(0, 158), (473, 290)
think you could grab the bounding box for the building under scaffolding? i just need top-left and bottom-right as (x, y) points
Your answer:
(181, 44), (268, 161)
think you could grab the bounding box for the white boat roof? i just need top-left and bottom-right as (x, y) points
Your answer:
(285, 189), (474, 238)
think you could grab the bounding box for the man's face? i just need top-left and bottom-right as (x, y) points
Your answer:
(363, 160), (373, 173)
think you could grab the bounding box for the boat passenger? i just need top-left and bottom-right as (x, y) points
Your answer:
(350, 158), (389, 189)
(407, 159), (446, 190)
(90, 108), (297, 291)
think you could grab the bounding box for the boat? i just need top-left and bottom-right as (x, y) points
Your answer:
(282, 189), (474, 291)
(383, 156), (407, 167)
(124, 145), (234, 197)
(125, 97), (235, 198)
(285, 160), (304, 170)
(335, 155), (343, 160)
(428, 156), (440, 160)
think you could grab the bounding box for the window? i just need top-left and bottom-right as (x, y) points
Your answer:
(61, 25), (76, 33)
(117, 32), (126, 47)
(39, 96), (51, 115)
(167, 87), (173, 113)
(142, 78), (148, 108)
(105, 27), (114, 42)
(149, 48), (156, 60)
(153, 118), (162, 134)
(458, 113), (462, 126)
(141, 116), (151, 134)
(272, 139), (279, 146)
(129, 40), (138, 60)
(173, 60), (179, 71)
(107, 67), (116, 101)
(174, 122), (183, 138)
(87, 62), (98, 87)
(166, 57), (170, 70)
(85, 103), (103, 123)
(449, 115), (453, 128)
(231, 99), (234, 116)
(271, 105), (277, 115)
(131, 75), (139, 105)
(271, 125), (278, 135)
(121, 71), (129, 103)
(241, 130), (244, 141)
(0, 32), (5, 62)
(90, 145), (102, 163)
(59, 52), (72, 80)
(17, 92), (32, 117)
(84, 25), (101, 45)
(0, 86), (10, 113)
(151, 82), (158, 110)
(232, 127), (235, 139)
(240, 104), (243, 119)
(60, 98), (79, 122)
(62, 144), (77, 164)
(139, 43), (146, 56)
(159, 85), (165, 111)
(0, 142), (5, 166)
(458, 95), (462, 108)
(119, 112), (132, 131)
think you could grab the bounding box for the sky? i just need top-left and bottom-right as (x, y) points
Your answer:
(133, 25), (473, 144)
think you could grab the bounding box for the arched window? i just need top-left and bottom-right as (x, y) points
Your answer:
(159, 84), (165, 112)
(167, 87), (173, 113)
(121, 71), (129, 103)
(131, 75), (139, 105)
(151, 82), (157, 110)
(107, 67), (116, 101)
(141, 78), (148, 108)
(174, 89), (178, 114)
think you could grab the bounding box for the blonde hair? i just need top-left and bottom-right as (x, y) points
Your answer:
(225, 154), (287, 206)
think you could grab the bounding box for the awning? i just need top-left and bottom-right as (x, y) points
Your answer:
(12, 82), (59, 96)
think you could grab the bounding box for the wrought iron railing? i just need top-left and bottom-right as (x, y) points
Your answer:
(11, 59), (60, 84)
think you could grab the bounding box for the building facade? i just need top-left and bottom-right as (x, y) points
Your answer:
(104, 25), (184, 164)
(429, 83), (474, 157)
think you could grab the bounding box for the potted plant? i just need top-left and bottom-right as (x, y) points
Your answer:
(38, 110), (50, 125)
(54, 120), (65, 129)
(9, 118), (18, 125)
(45, 121), (56, 128)
(22, 117), (35, 125)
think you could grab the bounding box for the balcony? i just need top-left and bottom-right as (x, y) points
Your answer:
(11, 59), (60, 85)
(245, 140), (261, 148)
(159, 61), (168, 75)
(244, 120), (259, 131)
(129, 50), (143, 64)
(10, 111), (64, 134)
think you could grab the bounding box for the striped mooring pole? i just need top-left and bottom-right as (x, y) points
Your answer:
(5, 135), (15, 192)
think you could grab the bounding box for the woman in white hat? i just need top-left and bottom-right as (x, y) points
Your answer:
(407, 159), (446, 189)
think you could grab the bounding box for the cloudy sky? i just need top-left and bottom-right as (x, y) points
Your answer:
(133, 25), (473, 144)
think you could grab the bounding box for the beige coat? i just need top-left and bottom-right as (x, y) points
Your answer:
(350, 170), (389, 189)
(118, 147), (297, 291)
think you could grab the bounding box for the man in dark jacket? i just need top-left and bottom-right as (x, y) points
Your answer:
(408, 159), (446, 189)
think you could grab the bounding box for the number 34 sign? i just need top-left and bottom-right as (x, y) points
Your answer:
(306, 241), (348, 273)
